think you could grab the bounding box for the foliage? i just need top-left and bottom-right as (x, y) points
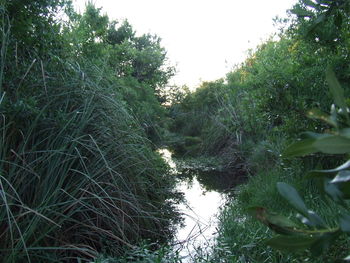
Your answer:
(290, 0), (350, 49)
(0, 0), (180, 262)
(62, 2), (175, 141)
(93, 243), (181, 263)
(237, 2), (350, 260)
(211, 166), (327, 262)
(169, 0), (350, 173)
(66, 3), (174, 91)
(2, 0), (71, 57)
(251, 68), (350, 260)
(168, 80), (244, 165)
(187, 1), (350, 262)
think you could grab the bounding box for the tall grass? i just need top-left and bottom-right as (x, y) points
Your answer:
(0, 23), (179, 263)
(209, 155), (349, 262)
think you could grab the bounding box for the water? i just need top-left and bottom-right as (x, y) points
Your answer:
(174, 177), (224, 261)
(158, 149), (239, 262)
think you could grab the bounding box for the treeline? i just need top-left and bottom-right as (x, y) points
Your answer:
(169, 0), (350, 262)
(0, 0), (180, 262)
(170, 1), (350, 162)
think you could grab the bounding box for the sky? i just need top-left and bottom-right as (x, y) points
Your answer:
(73, 0), (298, 88)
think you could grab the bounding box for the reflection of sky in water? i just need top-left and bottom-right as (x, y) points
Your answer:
(175, 179), (223, 261)
(158, 149), (225, 262)
(158, 148), (177, 170)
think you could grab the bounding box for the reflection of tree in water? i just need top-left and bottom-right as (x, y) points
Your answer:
(197, 170), (244, 193)
(177, 165), (246, 193)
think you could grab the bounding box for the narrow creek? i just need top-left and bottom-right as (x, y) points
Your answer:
(159, 149), (244, 262)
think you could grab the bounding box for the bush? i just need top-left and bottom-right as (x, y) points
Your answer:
(0, 2), (180, 261)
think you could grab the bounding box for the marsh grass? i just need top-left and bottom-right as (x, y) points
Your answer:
(0, 23), (180, 262)
(93, 242), (182, 263)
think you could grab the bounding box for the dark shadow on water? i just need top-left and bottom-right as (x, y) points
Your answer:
(177, 166), (247, 193)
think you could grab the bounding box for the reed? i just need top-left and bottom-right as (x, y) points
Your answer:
(0, 24), (179, 263)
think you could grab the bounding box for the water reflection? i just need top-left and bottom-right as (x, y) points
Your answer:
(158, 148), (177, 171)
(178, 167), (245, 194)
(158, 149), (233, 262)
(174, 178), (224, 262)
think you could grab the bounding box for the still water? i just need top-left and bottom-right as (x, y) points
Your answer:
(174, 178), (224, 261)
(158, 149), (237, 262)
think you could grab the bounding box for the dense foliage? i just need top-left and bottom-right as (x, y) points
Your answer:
(3, 0), (350, 261)
(251, 68), (350, 259)
(168, 0), (350, 262)
(0, 1), (179, 262)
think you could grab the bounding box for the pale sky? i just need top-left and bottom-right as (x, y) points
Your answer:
(73, 0), (297, 88)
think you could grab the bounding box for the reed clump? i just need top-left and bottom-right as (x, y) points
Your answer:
(0, 2), (179, 262)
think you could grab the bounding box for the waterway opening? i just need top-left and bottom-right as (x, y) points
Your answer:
(174, 176), (224, 261)
(158, 149), (245, 262)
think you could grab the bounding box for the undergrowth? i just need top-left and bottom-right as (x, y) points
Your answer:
(0, 1), (180, 262)
(210, 162), (349, 263)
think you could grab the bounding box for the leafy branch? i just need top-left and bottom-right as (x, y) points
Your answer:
(251, 67), (350, 259)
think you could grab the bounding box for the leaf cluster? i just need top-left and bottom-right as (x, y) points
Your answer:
(251, 68), (350, 260)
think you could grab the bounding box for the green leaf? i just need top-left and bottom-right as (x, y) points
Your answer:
(314, 0), (332, 4)
(302, 0), (318, 8)
(307, 108), (338, 127)
(331, 171), (350, 183)
(307, 13), (327, 35)
(339, 182), (350, 199)
(277, 183), (326, 227)
(325, 176), (350, 202)
(340, 213), (350, 234)
(330, 161), (350, 172)
(249, 207), (299, 235)
(340, 128), (350, 139)
(326, 67), (348, 119)
(297, 213), (315, 227)
(300, 131), (331, 139)
(310, 231), (341, 256)
(330, 103), (338, 124)
(268, 214), (299, 233)
(283, 139), (317, 158)
(308, 160), (350, 178)
(266, 235), (318, 251)
(240, 243), (256, 249)
(291, 6), (314, 17)
(334, 12), (343, 28)
(324, 179), (344, 203)
(307, 210), (326, 228)
(297, 211), (327, 228)
(313, 135), (350, 154)
(277, 183), (309, 217)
